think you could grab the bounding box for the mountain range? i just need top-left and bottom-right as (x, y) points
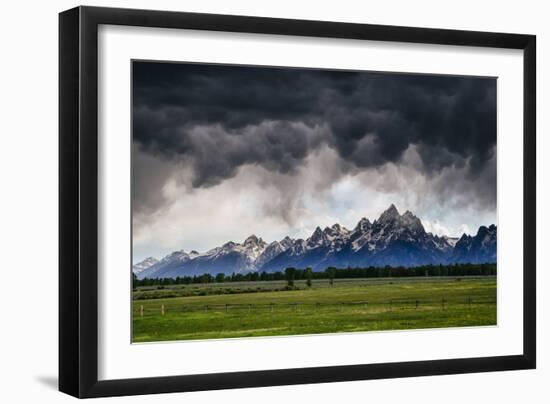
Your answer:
(134, 204), (497, 279)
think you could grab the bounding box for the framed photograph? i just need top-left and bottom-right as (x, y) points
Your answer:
(59, 6), (536, 398)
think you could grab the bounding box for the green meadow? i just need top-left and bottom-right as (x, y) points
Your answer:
(132, 277), (496, 342)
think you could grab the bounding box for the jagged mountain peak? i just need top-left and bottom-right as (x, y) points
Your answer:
(335, 223), (351, 234)
(243, 234), (265, 247)
(378, 204), (401, 222)
(244, 234), (258, 242)
(222, 241), (236, 248)
(280, 236), (294, 249)
(477, 224), (497, 236)
(451, 224), (497, 263)
(355, 217), (372, 232)
(308, 226), (328, 248)
(162, 250), (188, 259)
(322, 223), (351, 240)
(400, 210), (425, 232)
(310, 226), (325, 239)
(135, 206), (497, 279)
(137, 256), (158, 265)
(132, 256), (159, 274)
(370, 205), (426, 235)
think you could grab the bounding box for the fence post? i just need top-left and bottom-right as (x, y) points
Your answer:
(389, 299), (392, 312)
(441, 298), (445, 310)
(204, 304), (208, 313)
(225, 304), (228, 313)
(140, 304), (143, 317)
(249, 304), (252, 313)
(270, 303), (273, 313)
(161, 304), (165, 315)
(415, 300), (419, 310)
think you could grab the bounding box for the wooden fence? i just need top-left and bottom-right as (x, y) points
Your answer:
(136, 297), (496, 316)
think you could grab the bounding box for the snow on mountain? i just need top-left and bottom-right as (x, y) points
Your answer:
(241, 235), (268, 261)
(351, 206), (428, 253)
(132, 257), (159, 274)
(161, 250), (191, 263)
(307, 227), (330, 249)
(256, 236), (295, 268)
(203, 235), (268, 267)
(137, 250), (192, 279)
(323, 224), (351, 251)
(135, 205), (497, 279)
(443, 236), (459, 248)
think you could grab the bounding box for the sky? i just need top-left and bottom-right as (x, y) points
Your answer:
(132, 61), (497, 262)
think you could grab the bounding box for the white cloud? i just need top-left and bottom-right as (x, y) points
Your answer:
(133, 145), (496, 262)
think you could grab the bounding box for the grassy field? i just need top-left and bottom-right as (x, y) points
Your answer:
(132, 277), (496, 342)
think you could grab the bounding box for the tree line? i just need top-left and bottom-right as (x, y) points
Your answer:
(133, 263), (496, 288)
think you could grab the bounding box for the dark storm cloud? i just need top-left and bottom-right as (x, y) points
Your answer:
(132, 61), (496, 214)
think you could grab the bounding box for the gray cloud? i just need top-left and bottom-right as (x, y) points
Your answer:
(132, 61), (496, 224)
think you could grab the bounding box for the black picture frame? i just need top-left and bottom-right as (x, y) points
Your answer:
(59, 5), (536, 398)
